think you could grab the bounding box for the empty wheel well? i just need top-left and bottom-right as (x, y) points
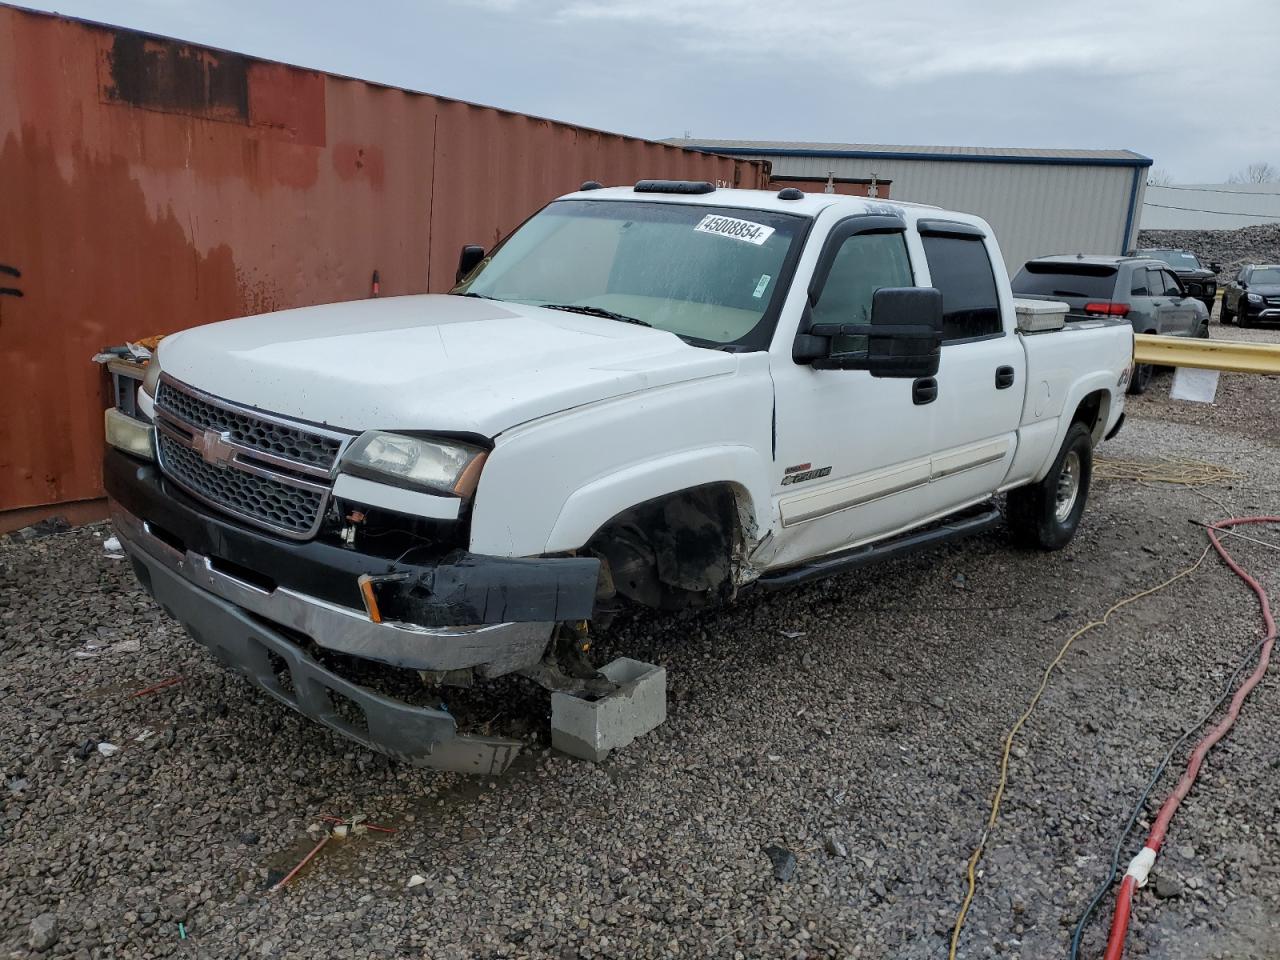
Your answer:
(584, 483), (750, 612)
(1071, 389), (1110, 444)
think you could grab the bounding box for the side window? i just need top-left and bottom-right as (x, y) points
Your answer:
(1130, 268), (1150, 297)
(920, 234), (1002, 341)
(1161, 270), (1182, 296)
(812, 231), (913, 352)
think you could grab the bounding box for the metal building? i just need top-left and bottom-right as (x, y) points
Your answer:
(670, 140), (1153, 272)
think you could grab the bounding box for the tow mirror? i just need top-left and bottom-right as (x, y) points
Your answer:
(797, 287), (943, 379)
(1183, 281), (1202, 298)
(1210, 261), (1222, 272)
(456, 244), (486, 283)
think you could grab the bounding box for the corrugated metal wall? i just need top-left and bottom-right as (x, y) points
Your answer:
(739, 154), (1144, 272)
(0, 6), (764, 521)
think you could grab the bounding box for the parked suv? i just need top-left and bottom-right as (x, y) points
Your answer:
(1134, 247), (1220, 314)
(1012, 255), (1209, 394)
(1221, 264), (1280, 327)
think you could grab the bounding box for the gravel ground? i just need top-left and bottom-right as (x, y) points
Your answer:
(3, 356), (1279, 958)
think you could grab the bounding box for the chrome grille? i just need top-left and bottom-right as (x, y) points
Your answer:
(154, 377), (350, 539)
(157, 433), (326, 536)
(156, 381), (342, 470)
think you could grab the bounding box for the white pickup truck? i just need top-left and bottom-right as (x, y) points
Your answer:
(103, 181), (1133, 772)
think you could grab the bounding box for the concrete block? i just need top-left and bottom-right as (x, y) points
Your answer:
(551, 658), (666, 762)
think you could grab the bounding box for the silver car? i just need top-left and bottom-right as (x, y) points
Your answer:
(1013, 255), (1210, 394)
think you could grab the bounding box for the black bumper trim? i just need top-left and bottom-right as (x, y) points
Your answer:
(104, 449), (599, 626)
(136, 550), (520, 773)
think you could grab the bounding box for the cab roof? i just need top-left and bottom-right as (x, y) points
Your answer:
(555, 184), (944, 222)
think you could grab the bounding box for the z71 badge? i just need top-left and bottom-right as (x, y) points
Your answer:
(781, 463), (832, 485)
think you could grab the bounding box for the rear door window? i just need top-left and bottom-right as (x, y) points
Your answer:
(1012, 263), (1118, 301)
(1130, 269), (1150, 297)
(922, 235), (1002, 341)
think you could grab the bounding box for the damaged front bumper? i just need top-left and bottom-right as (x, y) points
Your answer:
(105, 451), (600, 773)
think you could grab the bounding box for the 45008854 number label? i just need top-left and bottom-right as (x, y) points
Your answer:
(694, 214), (775, 246)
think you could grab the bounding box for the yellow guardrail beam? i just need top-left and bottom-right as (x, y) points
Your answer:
(1133, 334), (1280, 375)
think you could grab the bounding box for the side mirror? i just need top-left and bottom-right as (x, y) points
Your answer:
(456, 244), (486, 283)
(1210, 262), (1222, 272)
(1183, 281), (1202, 298)
(796, 287), (943, 379)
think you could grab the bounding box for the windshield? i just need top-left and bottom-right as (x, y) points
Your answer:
(1144, 250), (1202, 270)
(453, 199), (808, 348)
(1250, 267), (1280, 285)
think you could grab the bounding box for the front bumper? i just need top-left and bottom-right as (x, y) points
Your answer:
(105, 450), (598, 672)
(105, 449), (600, 773)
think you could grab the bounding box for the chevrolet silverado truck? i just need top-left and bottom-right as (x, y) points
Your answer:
(103, 181), (1133, 773)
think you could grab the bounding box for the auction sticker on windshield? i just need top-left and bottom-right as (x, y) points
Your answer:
(695, 214), (775, 246)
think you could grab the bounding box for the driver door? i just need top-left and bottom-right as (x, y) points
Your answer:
(768, 220), (939, 570)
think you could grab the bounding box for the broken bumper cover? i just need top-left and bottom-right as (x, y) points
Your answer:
(104, 450), (601, 773)
(104, 450), (598, 673)
(129, 543), (520, 773)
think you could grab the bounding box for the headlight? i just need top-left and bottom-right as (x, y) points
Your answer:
(141, 351), (162, 398)
(341, 432), (488, 497)
(1247, 293), (1263, 304)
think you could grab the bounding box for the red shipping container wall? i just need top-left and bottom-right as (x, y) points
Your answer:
(0, 5), (765, 521)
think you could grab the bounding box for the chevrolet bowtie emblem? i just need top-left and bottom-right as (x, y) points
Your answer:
(194, 428), (236, 467)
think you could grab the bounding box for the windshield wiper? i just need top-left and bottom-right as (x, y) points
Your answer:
(537, 303), (652, 327)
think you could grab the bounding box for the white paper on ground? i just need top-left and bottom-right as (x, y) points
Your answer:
(1170, 366), (1220, 403)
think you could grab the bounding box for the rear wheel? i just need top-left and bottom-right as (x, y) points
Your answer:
(1007, 422), (1093, 550)
(1127, 361), (1153, 395)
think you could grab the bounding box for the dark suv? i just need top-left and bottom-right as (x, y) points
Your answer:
(1134, 248), (1220, 314)
(1013, 255), (1210, 394)
(1221, 264), (1280, 327)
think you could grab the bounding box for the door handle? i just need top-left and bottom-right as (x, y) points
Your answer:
(912, 377), (938, 405)
(995, 365), (1015, 389)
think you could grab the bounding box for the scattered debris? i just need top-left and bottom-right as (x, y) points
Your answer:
(6, 775), (29, 795)
(96, 742), (120, 758)
(74, 739), (96, 761)
(28, 913), (59, 952)
(778, 629), (807, 640)
(407, 874), (428, 888)
(102, 536), (124, 558)
(269, 834), (330, 893)
(130, 677), (183, 698)
(271, 813), (397, 893)
(133, 729), (154, 743)
(5, 517), (70, 542)
(177, 922), (187, 940)
(763, 845), (797, 882)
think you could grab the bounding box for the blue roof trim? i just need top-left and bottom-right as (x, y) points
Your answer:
(685, 146), (1154, 169)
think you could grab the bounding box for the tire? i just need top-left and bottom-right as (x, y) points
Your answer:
(1007, 422), (1093, 551)
(1127, 361), (1153, 395)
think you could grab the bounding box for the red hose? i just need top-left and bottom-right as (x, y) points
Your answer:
(1102, 516), (1279, 960)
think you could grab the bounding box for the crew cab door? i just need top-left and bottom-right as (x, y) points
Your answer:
(767, 217), (940, 569)
(915, 222), (1023, 508)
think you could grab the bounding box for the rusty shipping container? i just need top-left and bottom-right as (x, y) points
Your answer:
(0, 5), (766, 528)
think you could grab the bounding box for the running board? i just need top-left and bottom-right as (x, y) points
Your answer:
(755, 504), (1003, 590)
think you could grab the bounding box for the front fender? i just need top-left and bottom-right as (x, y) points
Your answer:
(543, 445), (771, 553)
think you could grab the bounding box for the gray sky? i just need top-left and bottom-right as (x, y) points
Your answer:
(24, 0), (1280, 182)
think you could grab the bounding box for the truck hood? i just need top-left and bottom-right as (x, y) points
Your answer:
(159, 295), (737, 436)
